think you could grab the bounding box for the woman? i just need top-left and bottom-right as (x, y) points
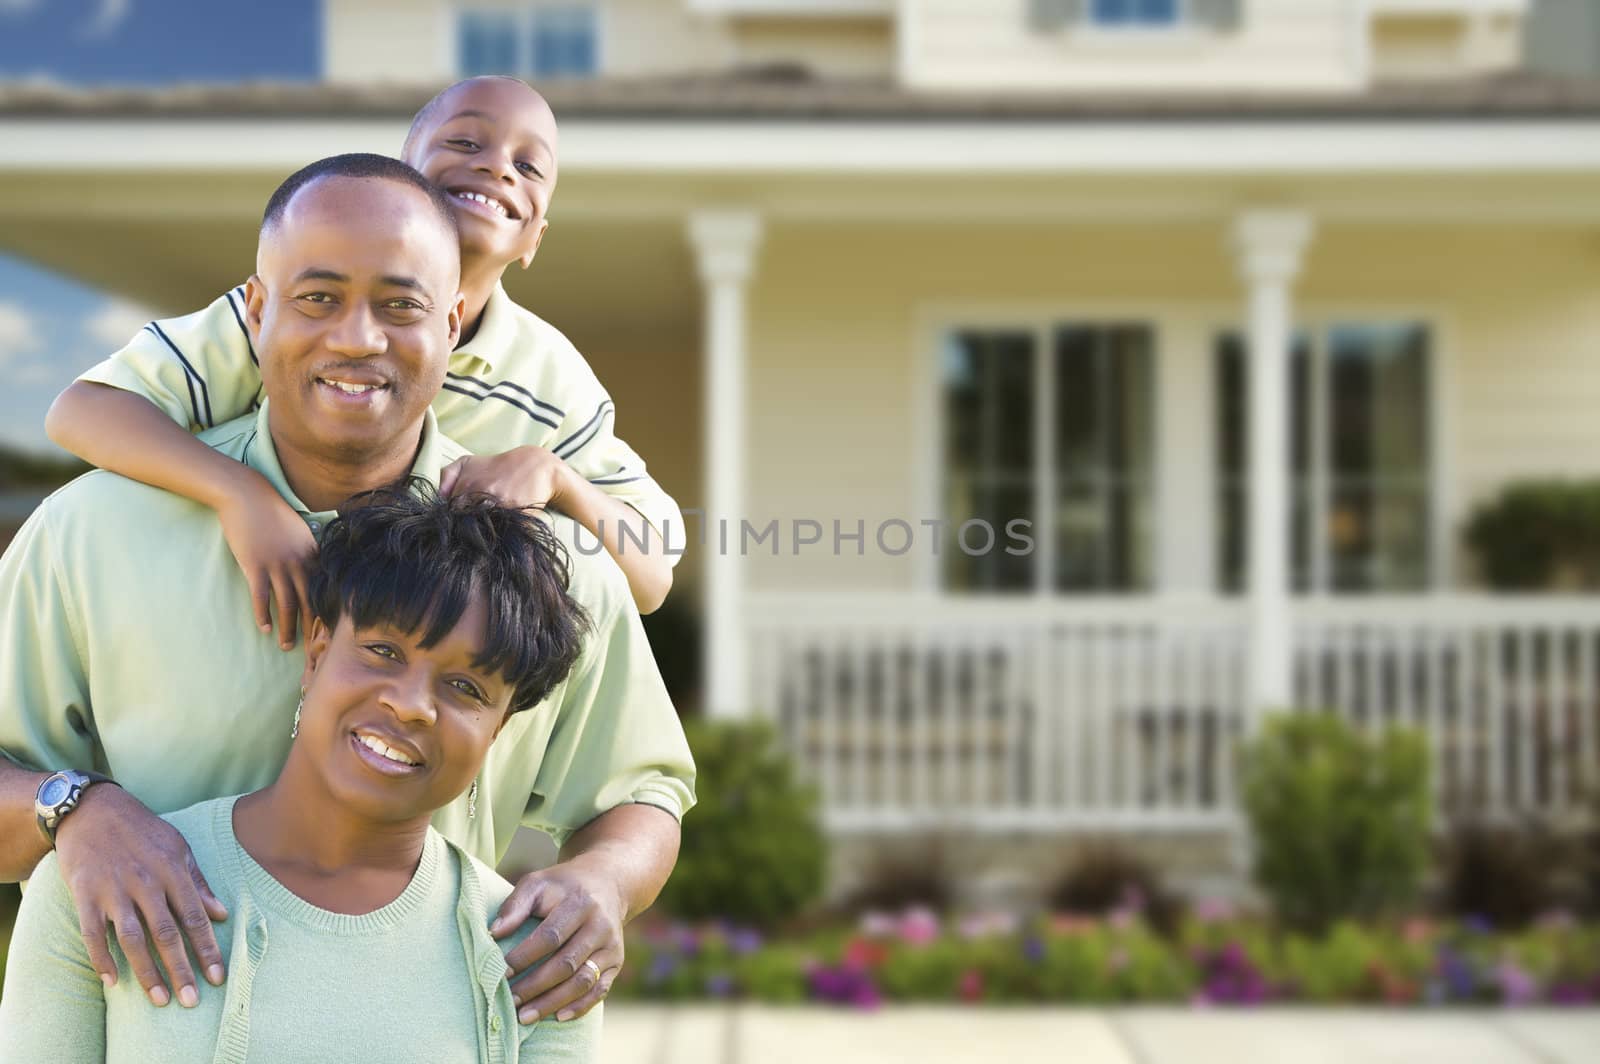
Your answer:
(0, 486), (594, 1063)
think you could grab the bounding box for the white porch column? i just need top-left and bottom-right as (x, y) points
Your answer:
(689, 210), (763, 718)
(1231, 210), (1314, 714)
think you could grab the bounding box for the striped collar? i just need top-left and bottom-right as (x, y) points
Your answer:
(452, 284), (516, 375)
(240, 400), (453, 525)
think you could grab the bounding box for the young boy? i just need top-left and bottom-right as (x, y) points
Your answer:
(47, 76), (679, 648)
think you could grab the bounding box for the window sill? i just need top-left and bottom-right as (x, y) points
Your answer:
(1059, 27), (1222, 51)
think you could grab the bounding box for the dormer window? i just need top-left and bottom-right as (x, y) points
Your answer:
(1090, 0), (1180, 26)
(457, 5), (599, 79)
(1030, 0), (1237, 34)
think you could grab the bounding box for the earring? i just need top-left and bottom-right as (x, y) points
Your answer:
(291, 692), (303, 740)
(467, 778), (479, 820)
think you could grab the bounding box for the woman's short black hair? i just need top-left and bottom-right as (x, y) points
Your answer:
(309, 483), (589, 715)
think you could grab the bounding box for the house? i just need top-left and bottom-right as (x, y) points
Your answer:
(3, 0), (1599, 890)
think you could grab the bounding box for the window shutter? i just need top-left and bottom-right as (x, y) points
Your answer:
(1028, 0), (1086, 33)
(1190, 0), (1242, 32)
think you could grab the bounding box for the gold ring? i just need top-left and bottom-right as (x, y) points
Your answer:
(583, 958), (601, 980)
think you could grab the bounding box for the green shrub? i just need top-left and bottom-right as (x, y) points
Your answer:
(1464, 479), (1600, 590)
(656, 718), (826, 929)
(1240, 712), (1431, 936)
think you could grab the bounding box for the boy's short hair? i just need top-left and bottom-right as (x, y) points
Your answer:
(401, 75), (536, 162)
(261, 152), (459, 245)
(309, 482), (589, 715)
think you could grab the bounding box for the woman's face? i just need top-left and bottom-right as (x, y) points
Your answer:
(297, 594), (514, 823)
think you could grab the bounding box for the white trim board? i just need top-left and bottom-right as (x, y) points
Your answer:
(1, 119), (1598, 174)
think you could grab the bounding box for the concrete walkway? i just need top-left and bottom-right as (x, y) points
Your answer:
(599, 1005), (1600, 1064)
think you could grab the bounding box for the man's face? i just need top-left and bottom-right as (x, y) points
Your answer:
(246, 176), (462, 465)
(404, 78), (559, 272)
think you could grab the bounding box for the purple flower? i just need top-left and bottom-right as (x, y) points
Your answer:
(1462, 914), (1494, 935)
(1495, 961), (1539, 1006)
(1436, 946), (1478, 1000)
(705, 972), (735, 998)
(1549, 982), (1595, 1006)
(729, 928), (765, 955)
(808, 964), (882, 1009)
(1022, 935), (1047, 963)
(665, 923), (701, 957)
(646, 953), (678, 986)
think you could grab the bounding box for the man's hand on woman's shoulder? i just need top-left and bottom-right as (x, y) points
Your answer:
(54, 785), (229, 1009)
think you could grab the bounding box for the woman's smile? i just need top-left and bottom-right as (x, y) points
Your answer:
(349, 729), (427, 777)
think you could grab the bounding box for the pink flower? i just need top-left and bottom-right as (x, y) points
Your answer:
(958, 968), (984, 1002)
(958, 910), (1019, 940)
(1496, 960), (1539, 1006)
(859, 910), (898, 938)
(899, 906), (941, 946)
(1192, 897), (1234, 924)
(1402, 917), (1435, 944)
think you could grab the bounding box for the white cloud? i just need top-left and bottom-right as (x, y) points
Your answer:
(0, 0), (41, 15)
(80, 0), (129, 38)
(83, 297), (153, 350)
(0, 301), (42, 367)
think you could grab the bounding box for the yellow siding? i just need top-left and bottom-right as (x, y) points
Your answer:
(600, 0), (733, 76)
(1370, 13), (1522, 80)
(903, 0), (1361, 93)
(324, 0), (452, 83)
(740, 220), (1600, 592)
(729, 18), (895, 77)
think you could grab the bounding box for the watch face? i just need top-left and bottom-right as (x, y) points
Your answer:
(39, 775), (72, 807)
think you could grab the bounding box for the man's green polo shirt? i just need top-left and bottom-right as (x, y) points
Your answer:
(0, 403), (694, 866)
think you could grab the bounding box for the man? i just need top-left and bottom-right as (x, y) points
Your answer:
(0, 153), (693, 1028)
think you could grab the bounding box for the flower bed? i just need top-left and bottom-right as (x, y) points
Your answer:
(616, 905), (1600, 1007)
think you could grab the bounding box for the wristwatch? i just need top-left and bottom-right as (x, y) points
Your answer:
(35, 769), (116, 846)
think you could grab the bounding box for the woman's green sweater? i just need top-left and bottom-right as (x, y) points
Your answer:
(0, 796), (598, 1063)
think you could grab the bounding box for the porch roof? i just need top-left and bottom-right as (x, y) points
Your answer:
(3, 70), (1600, 121)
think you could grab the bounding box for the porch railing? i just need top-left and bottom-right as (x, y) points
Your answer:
(744, 594), (1600, 832)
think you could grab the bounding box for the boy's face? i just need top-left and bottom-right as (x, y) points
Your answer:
(404, 79), (559, 274)
(247, 176), (463, 466)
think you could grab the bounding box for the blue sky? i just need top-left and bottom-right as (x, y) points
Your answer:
(0, 0), (318, 85)
(0, 1), (316, 451)
(0, 254), (159, 451)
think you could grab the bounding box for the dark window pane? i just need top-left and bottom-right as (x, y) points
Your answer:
(532, 7), (598, 77)
(1056, 481), (1103, 591)
(1327, 323), (1431, 591)
(1054, 324), (1154, 592)
(942, 331), (1036, 592)
(459, 11), (519, 76)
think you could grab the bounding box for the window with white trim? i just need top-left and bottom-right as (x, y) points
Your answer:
(1091, 0), (1181, 26)
(458, 5), (598, 79)
(941, 323), (1156, 593)
(1215, 322), (1433, 593)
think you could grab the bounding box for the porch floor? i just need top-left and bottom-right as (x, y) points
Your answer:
(601, 1004), (1600, 1063)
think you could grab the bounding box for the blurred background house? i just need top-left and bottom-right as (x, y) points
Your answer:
(3, 0), (1600, 901)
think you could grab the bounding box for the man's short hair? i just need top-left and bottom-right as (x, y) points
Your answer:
(261, 152), (460, 245)
(309, 483), (589, 715)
